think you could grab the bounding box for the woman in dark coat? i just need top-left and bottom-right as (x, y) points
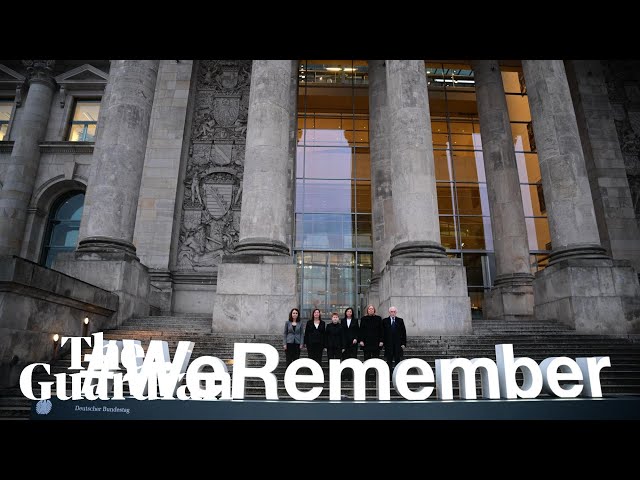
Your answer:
(341, 307), (359, 361)
(303, 308), (326, 365)
(358, 304), (383, 361)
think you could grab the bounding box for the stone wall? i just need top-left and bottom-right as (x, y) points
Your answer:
(0, 255), (118, 387)
(170, 60), (251, 314)
(604, 60), (640, 223)
(132, 60), (194, 313)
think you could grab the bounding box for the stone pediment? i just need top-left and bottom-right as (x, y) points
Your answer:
(54, 64), (108, 89)
(0, 64), (26, 86)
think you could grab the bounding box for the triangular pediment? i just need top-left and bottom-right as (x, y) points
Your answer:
(55, 64), (108, 88)
(0, 64), (26, 86)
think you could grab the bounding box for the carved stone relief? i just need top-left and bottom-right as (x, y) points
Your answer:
(177, 60), (251, 271)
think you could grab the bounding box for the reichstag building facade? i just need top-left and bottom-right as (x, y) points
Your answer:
(1, 59), (639, 357)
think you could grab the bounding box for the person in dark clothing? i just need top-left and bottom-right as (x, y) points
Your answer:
(382, 306), (407, 371)
(341, 307), (359, 361)
(283, 307), (304, 367)
(303, 308), (326, 365)
(325, 312), (344, 361)
(359, 304), (383, 361)
(341, 306), (359, 381)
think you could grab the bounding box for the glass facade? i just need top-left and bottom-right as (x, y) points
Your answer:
(40, 192), (85, 268)
(428, 62), (495, 319)
(501, 69), (551, 272)
(295, 60), (550, 320)
(296, 60), (371, 319)
(67, 100), (100, 142)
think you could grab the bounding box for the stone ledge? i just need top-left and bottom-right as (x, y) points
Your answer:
(38, 141), (95, 154)
(0, 283), (116, 317)
(0, 255), (117, 312)
(171, 271), (217, 285)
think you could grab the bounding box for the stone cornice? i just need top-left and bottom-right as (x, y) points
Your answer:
(39, 142), (94, 154)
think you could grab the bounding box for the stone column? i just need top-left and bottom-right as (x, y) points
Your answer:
(0, 60), (55, 256)
(565, 60), (640, 272)
(523, 60), (606, 262)
(285, 60), (299, 252)
(234, 60), (292, 255)
(211, 60), (298, 333)
(77, 60), (160, 255)
(523, 60), (640, 333)
(377, 60), (471, 334)
(55, 60), (160, 325)
(386, 60), (443, 258)
(366, 60), (395, 309)
(472, 60), (534, 320)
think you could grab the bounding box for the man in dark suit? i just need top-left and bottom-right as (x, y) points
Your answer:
(382, 306), (406, 371)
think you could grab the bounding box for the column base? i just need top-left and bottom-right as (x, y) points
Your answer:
(77, 236), (139, 259)
(484, 284), (534, 321)
(54, 248), (150, 326)
(233, 238), (290, 256)
(379, 256), (471, 335)
(548, 243), (609, 265)
(212, 254), (297, 333)
(390, 241), (446, 259)
(534, 257), (640, 333)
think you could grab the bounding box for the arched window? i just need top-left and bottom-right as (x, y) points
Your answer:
(40, 191), (85, 268)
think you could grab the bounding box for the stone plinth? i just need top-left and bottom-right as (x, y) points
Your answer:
(212, 254), (297, 333)
(534, 258), (640, 333)
(484, 284), (535, 321)
(378, 257), (471, 335)
(54, 250), (149, 326)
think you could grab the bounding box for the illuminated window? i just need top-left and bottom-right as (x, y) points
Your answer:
(0, 100), (13, 141)
(67, 100), (100, 142)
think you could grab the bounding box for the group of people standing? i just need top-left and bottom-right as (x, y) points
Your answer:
(283, 305), (407, 372)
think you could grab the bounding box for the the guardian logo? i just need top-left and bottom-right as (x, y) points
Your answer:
(19, 333), (612, 402)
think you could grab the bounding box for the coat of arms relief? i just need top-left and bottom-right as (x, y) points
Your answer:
(177, 60), (251, 270)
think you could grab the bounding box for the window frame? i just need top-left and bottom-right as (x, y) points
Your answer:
(39, 190), (85, 268)
(65, 97), (101, 142)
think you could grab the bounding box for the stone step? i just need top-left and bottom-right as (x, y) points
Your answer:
(93, 337), (640, 350)
(98, 329), (637, 341)
(4, 317), (639, 420)
(52, 348), (640, 363)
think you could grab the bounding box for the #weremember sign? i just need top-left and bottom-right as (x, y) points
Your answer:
(20, 333), (611, 402)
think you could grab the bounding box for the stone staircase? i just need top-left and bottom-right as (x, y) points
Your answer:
(2, 316), (639, 419)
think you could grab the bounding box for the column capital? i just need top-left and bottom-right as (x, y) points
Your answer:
(22, 60), (56, 89)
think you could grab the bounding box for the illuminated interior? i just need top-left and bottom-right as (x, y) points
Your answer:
(0, 100), (12, 141)
(294, 60), (551, 319)
(67, 100), (100, 142)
